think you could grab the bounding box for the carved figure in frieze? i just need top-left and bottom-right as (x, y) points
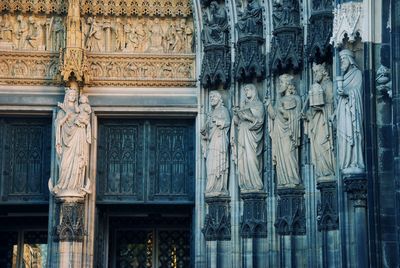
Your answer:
(135, 19), (148, 52)
(233, 84), (265, 192)
(49, 17), (65, 51)
(0, 14), (13, 42)
(201, 91), (231, 197)
(164, 23), (181, 53)
(12, 60), (27, 77)
(266, 74), (302, 188)
(303, 64), (336, 182)
(181, 18), (193, 53)
(16, 15), (29, 49)
(86, 17), (103, 52)
(51, 87), (91, 196)
(113, 18), (125, 51)
(236, 0), (263, 36)
(25, 16), (44, 50)
(334, 49), (365, 175)
(202, 1), (229, 46)
(148, 18), (164, 53)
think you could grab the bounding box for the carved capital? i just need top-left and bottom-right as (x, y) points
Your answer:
(202, 196), (231, 241)
(240, 192), (267, 238)
(275, 187), (306, 235)
(201, 45), (231, 89)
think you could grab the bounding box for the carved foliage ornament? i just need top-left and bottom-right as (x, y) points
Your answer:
(330, 2), (366, 47)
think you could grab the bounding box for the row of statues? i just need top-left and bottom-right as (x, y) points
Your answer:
(202, 49), (365, 197)
(0, 14), (194, 54)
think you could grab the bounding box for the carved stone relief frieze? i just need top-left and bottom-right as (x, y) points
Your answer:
(0, 52), (60, 85)
(0, 14), (65, 52)
(83, 16), (194, 54)
(87, 54), (195, 87)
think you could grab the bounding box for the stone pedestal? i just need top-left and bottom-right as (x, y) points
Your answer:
(317, 180), (339, 231)
(275, 187), (306, 236)
(240, 192), (267, 238)
(54, 197), (85, 268)
(202, 196), (231, 241)
(343, 173), (368, 268)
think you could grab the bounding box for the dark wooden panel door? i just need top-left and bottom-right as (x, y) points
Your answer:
(97, 119), (195, 203)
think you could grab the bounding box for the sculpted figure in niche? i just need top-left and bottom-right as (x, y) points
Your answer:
(16, 15), (29, 49)
(266, 74), (302, 188)
(334, 49), (365, 175)
(304, 64), (336, 182)
(233, 84), (265, 192)
(236, 0), (263, 36)
(202, 1), (228, 46)
(201, 91), (231, 197)
(52, 86), (91, 196)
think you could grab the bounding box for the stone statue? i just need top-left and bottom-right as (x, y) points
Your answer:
(236, 0), (263, 36)
(0, 14), (13, 42)
(86, 17), (103, 52)
(148, 18), (164, 52)
(376, 45), (392, 98)
(304, 64), (336, 182)
(335, 49), (365, 175)
(16, 15), (28, 49)
(51, 86), (92, 197)
(26, 16), (44, 50)
(233, 84), (265, 192)
(202, 1), (228, 46)
(51, 17), (65, 51)
(201, 91), (231, 197)
(113, 18), (125, 51)
(266, 74), (302, 188)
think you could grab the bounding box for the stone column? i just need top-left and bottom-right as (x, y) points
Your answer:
(343, 174), (368, 268)
(54, 197), (85, 267)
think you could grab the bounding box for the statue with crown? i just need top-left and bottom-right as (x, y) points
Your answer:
(49, 80), (92, 198)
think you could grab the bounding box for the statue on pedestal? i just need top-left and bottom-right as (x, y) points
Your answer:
(233, 84), (264, 192)
(266, 74), (302, 188)
(50, 85), (92, 197)
(335, 49), (365, 175)
(304, 64), (336, 182)
(201, 91), (230, 197)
